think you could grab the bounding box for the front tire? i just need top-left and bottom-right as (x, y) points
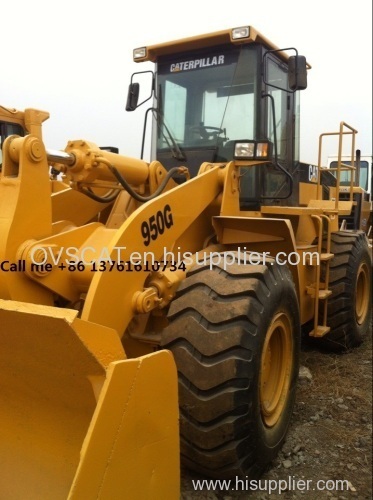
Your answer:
(161, 252), (300, 479)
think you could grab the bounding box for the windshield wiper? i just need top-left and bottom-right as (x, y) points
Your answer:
(140, 106), (186, 161)
(155, 108), (186, 161)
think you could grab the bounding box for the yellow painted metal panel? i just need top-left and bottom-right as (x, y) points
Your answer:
(69, 352), (180, 499)
(0, 301), (179, 499)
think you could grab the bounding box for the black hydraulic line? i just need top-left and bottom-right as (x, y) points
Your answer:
(108, 164), (184, 203)
(79, 187), (120, 203)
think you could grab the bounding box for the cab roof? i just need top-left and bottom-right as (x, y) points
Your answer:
(133, 26), (311, 68)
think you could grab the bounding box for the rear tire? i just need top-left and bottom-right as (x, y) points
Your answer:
(161, 252), (300, 479)
(315, 230), (372, 351)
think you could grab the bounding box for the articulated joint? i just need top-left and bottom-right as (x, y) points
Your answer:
(132, 267), (187, 314)
(7, 135), (46, 164)
(132, 288), (161, 313)
(18, 240), (59, 278)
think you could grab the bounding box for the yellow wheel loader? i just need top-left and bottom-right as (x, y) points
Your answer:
(0, 26), (371, 498)
(327, 152), (372, 243)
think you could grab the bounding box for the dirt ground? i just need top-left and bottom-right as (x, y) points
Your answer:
(181, 324), (372, 499)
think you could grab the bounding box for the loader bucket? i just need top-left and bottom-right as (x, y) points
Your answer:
(0, 300), (179, 500)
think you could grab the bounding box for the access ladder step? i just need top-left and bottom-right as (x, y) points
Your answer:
(320, 252), (334, 261)
(305, 252), (334, 265)
(306, 285), (332, 299)
(309, 325), (331, 337)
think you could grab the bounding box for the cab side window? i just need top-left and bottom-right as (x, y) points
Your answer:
(0, 123), (25, 168)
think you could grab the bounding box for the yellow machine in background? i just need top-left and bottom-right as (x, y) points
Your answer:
(0, 26), (371, 498)
(327, 152), (372, 241)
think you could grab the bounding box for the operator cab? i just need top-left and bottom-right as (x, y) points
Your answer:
(127, 26), (308, 208)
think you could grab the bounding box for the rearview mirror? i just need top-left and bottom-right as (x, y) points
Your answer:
(288, 55), (307, 91)
(126, 71), (155, 111)
(126, 83), (140, 111)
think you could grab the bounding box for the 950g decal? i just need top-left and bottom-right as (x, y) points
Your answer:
(141, 204), (174, 246)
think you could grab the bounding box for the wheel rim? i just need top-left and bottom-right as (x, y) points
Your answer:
(260, 312), (293, 428)
(355, 262), (369, 325)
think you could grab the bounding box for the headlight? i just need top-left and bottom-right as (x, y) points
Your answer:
(234, 141), (255, 158)
(231, 26), (250, 40)
(256, 142), (270, 158)
(234, 141), (272, 160)
(133, 47), (147, 60)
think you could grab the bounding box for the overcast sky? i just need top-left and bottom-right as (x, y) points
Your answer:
(1, 0), (372, 165)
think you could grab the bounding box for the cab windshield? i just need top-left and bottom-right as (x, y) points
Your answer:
(155, 45), (258, 164)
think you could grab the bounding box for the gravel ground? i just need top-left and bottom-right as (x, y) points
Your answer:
(181, 324), (372, 499)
